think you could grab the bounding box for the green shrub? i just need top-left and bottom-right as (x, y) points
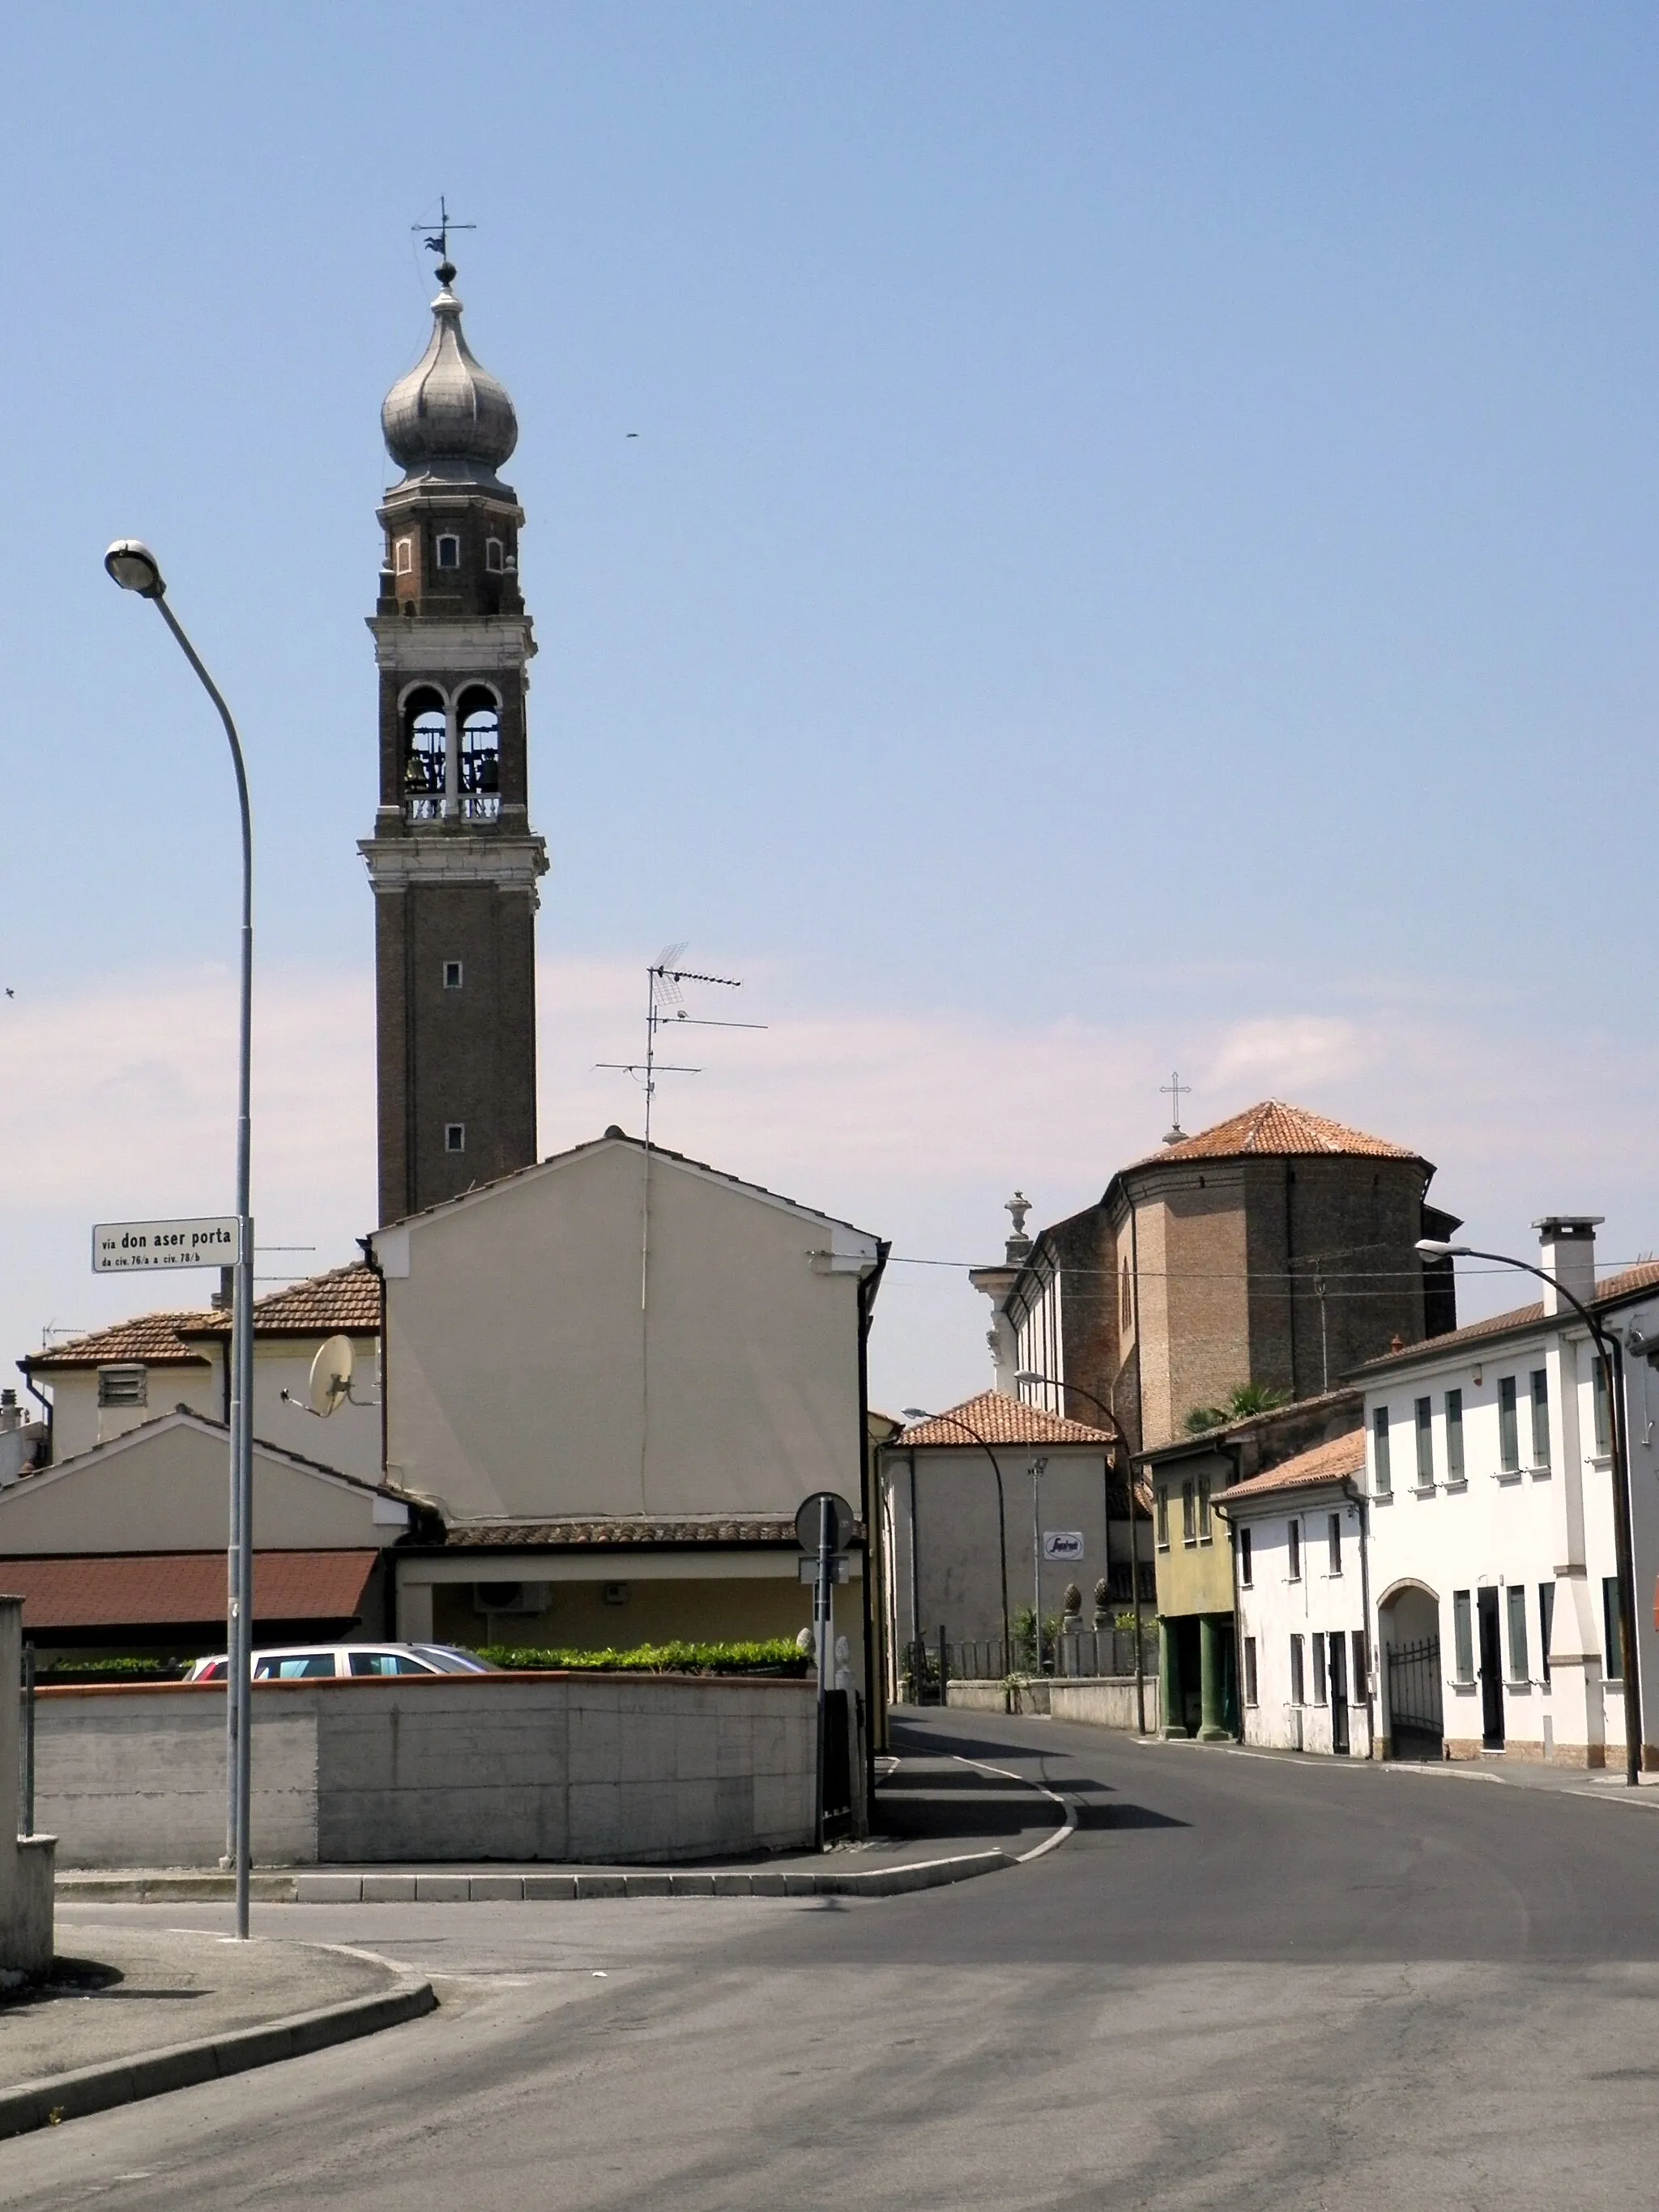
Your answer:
(34, 1656), (189, 1683)
(473, 1639), (811, 1677)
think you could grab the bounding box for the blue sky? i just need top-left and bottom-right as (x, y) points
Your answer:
(4, 5), (1659, 1409)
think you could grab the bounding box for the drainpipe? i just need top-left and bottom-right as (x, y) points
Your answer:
(856, 1242), (892, 1803)
(1343, 1475), (1375, 1758)
(19, 1366), (52, 1464)
(356, 1236), (390, 1481)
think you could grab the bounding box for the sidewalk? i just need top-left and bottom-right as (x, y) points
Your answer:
(52, 1748), (1073, 1907)
(0, 1924), (433, 2139)
(1139, 1729), (1659, 1801)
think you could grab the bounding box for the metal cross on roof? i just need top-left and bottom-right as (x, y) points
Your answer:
(1160, 1069), (1189, 1140)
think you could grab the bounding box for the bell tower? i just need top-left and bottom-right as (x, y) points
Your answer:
(361, 252), (548, 1225)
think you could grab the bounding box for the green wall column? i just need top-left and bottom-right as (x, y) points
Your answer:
(1197, 1613), (1229, 1741)
(1159, 1619), (1185, 1739)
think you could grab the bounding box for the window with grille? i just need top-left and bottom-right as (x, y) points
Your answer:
(1328, 1512), (1342, 1575)
(1243, 1637), (1258, 1707)
(1312, 1632), (1328, 1705)
(1182, 1481), (1196, 1545)
(1593, 1357), (1612, 1457)
(1373, 1406), (1392, 1495)
(1538, 1581), (1555, 1685)
(1604, 1576), (1623, 1681)
(1239, 1527), (1252, 1588)
(1197, 1476), (1212, 1543)
(1287, 1518), (1301, 1581)
(1290, 1634), (1305, 1706)
(97, 1365), (146, 1408)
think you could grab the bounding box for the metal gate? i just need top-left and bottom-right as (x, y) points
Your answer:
(1385, 1635), (1444, 1759)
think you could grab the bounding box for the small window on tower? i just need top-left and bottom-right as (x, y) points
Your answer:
(443, 961), (463, 991)
(435, 535), (460, 570)
(445, 1123), (466, 1153)
(394, 538), (414, 576)
(485, 538), (505, 573)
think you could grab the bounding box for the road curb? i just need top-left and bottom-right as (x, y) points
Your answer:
(57, 1851), (1016, 1907)
(0, 1968), (436, 2141)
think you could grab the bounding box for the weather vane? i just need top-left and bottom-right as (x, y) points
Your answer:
(413, 195), (476, 282)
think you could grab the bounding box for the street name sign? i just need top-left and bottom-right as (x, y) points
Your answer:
(1043, 1529), (1085, 1562)
(92, 1216), (242, 1272)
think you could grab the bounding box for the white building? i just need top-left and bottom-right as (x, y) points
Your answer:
(1355, 1218), (1658, 1770)
(1224, 1217), (1659, 1770)
(1215, 1430), (1372, 1756)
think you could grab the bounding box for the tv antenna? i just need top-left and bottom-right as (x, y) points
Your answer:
(596, 944), (766, 1159)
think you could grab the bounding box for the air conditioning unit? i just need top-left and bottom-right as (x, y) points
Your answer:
(471, 1581), (547, 1617)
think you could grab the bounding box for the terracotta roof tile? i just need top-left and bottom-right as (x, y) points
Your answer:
(898, 1390), (1114, 1449)
(1137, 1101), (1423, 1168)
(24, 1313), (215, 1371)
(1213, 1430), (1367, 1506)
(187, 1263), (381, 1338)
(1356, 1258), (1659, 1371)
(440, 1517), (808, 1549)
(0, 1551), (379, 1632)
(26, 1264), (381, 1370)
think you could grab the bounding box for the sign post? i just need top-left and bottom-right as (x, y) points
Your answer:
(92, 1217), (241, 1273)
(795, 1491), (855, 1849)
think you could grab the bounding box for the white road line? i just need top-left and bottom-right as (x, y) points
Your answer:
(949, 1754), (1079, 1863)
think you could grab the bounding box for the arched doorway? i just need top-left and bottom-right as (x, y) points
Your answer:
(1379, 1579), (1443, 1761)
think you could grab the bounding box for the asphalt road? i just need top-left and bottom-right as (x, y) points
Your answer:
(11, 1707), (1659, 2211)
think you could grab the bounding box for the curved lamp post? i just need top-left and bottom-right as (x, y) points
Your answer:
(901, 1408), (1011, 1664)
(1417, 1237), (1641, 1788)
(1015, 1370), (1146, 1734)
(105, 542), (256, 1930)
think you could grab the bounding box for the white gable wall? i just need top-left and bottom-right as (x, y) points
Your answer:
(377, 1141), (877, 1523)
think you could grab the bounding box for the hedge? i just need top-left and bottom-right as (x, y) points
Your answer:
(474, 1638), (810, 1677)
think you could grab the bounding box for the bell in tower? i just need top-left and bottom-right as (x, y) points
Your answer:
(360, 252), (549, 1224)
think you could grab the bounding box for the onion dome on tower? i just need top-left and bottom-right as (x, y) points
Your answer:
(380, 260), (518, 488)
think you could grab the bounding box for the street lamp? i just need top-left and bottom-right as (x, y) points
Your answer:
(1016, 1370), (1147, 1734)
(902, 1409), (1011, 1664)
(105, 541), (256, 1931)
(1416, 1236), (1641, 1788)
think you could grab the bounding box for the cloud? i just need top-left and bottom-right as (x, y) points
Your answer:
(6, 957), (1659, 1413)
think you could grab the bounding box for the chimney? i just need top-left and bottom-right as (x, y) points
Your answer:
(1533, 1217), (1602, 1318)
(0, 1390), (19, 1434)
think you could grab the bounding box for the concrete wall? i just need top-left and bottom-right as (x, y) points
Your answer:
(1049, 1677), (1161, 1732)
(34, 1673), (816, 1869)
(373, 1136), (876, 1527)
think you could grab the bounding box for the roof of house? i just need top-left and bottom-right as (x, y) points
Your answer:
(23, 1312), (215, 1372)
(1137, 1387), (1363, 1467)
(0, 1407), (410, 1504)
(1134, 1101), (1424, 1170)
(1212, 1429), (1367, 1507)
(0, 1550), (380, 1634)
(185, 1264), (381, 1340)
(436, 1515), (813, 1549)
(1353, 1257), (1659, 1375)
(896, 1391), (1114, 1450)
(23, 1263), (381, 1371)
(377, 1127), (883, 1247)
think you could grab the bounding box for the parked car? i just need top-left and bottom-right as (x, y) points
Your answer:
(184, 1642), (495, 1682)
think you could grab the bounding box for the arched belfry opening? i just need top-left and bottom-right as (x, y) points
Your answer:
(457, 684), (501, 820)
(360, 254), (548, 1225)
(402, 687), (448, 820)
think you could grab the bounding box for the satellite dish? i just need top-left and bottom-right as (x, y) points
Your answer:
(307, 1335), (356, 1418)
